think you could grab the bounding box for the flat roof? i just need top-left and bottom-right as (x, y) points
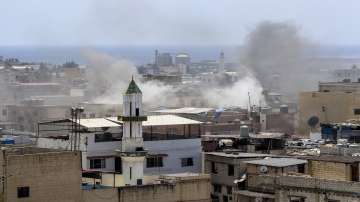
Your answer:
(79, 118), (120, 128)
(250, 132), (285, 139)
(152, 107), (213, 114)
(206, 152), (274, 158)
(108, 114), (202, 126)
(244, 158), (307, 167)
(40, 115), (201, 129)
(234, 190), (275, 199)
(301, 155), (360, 163)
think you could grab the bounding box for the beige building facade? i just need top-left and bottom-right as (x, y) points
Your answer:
(0, 147), (82, 202)
(82, 173), (211, 202)
(298, 91), (360, 135)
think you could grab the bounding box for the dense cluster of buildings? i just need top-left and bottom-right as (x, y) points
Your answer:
(1, 53), (360, 201)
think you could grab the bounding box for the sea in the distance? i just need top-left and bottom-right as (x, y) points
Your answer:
(0, 45), (241, 65)
(0, 45), (360, 65)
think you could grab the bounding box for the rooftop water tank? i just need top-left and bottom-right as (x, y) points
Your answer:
(240, 125), (249, 138)
(280, 105), (288, 113)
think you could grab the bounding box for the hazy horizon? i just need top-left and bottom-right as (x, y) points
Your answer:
(2, 0), (360, 46)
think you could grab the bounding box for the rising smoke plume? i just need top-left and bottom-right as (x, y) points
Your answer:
(242, 21), (318, 98)
(83, 48), (264, 109)
(83, 49), (179, 108)
(202, 74), (263, 107)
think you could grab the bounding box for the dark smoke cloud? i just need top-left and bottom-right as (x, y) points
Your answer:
(242, 21), (320, 98)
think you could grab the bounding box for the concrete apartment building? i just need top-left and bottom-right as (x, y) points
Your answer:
(303, 155), (360, 182)
(232, 154), (360, 202)
(203, 152), (274, 202)
(235, 174), (360, 202)
(298, 81), (360, 135)
(0, 147), (81, 202)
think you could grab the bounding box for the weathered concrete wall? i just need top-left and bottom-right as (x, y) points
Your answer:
(244, 174), (360, 202)
(83, 175), (211, 202)
(82, 188), (118, 202)
(298, 91), (360, 135)
(4, 151), (82, 202)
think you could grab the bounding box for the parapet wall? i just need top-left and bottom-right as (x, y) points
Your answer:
(83, 174), (211, 202)
(247, 174), (360, 194)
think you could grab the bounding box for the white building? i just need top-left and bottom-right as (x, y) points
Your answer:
(37, 114), (203, 175)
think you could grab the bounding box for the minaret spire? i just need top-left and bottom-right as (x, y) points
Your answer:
(117, 78), (147, 186)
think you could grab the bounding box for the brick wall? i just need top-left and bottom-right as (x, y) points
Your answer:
(308, 160), (351, 181)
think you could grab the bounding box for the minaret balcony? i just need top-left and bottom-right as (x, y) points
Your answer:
(118, 116), (148, 122)
(116, 149), (148, 157)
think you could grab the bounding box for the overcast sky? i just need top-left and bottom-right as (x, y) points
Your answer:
(1, 0), (359, 46)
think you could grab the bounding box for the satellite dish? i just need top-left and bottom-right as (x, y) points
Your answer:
(259, 166), (268, 174)
(307, 116), (319, 128)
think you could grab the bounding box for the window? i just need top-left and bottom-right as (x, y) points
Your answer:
(211, 162), (217, 174)
(90, 113), (96, 118)
(213, 184), (221, 193)
(136, 108), (139, 116)
(17, 186), (30, 198)
(226, 186), (232, 195)
(181, 157), (194, 167)
(146, 156), (163, 168)
(94, 133), (112, 142)
(90, 158), (106, 169)
(223, 195), (228, 202)
(298, 164), (305, 173)
(228, 164), (234, 176)
(354, 108), (360, 115)
(289, 196), (305, 202)
(2, 109), (7, 116)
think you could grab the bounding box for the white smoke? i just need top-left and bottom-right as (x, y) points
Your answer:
(203, 74), (263, 108)
(82, 49), (177, 107)
(83, 49), (264, 109)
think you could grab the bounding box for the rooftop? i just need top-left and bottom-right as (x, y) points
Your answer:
(206, 152), (274, 159)
(152, 107), (214, 114)
(108, 114), (202, 126)
(39, 114), (202, 129)
(301, 155), (360, 163)
(250, 132), (285, 139)
(244, 158), (307, 167)
(2, 146), (69, 155)
(79, 118), (120, 128)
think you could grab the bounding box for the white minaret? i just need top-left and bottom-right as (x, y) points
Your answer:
(118, 78), (147, 186)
